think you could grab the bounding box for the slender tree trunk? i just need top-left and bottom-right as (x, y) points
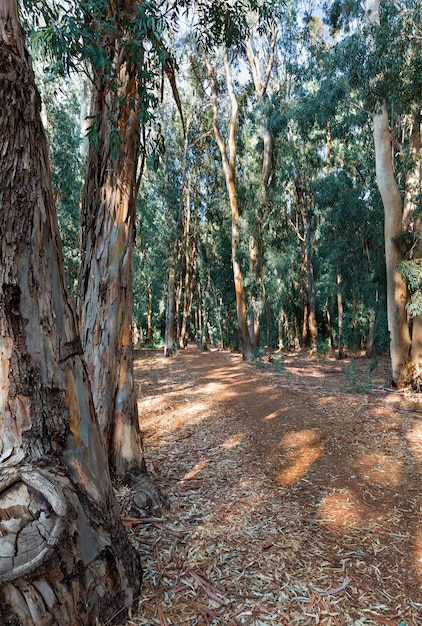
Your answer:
(0, 3), (141, 623)
(245, 27), (278, 352)
(146, 284), (153, 343)
(294, 173), (318, 347)
(405, 112), (422, 388)
(164, 245), (176, 356)
(337, 275), (345, 359)
(179, 185), (196, 349)
(205, 53), (253, 359)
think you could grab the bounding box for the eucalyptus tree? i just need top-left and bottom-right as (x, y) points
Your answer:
(328, 0), (422, 385)
(21, 0), (179, 488)
(0, 2), (141, 623)
(76, 0), (181, 483)
(196, 1), (288, 359)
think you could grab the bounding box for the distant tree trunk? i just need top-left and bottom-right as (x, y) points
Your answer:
(0, 3), (141, 623)
(294, 173), (318, 348)
(146, 284), (153, 342)
(205, 53), (254, 359)
(179, 185), (196, 349)
(246, 26), (278, 351)
(337, 275), (345, 359)
(164, 245), (176, 356)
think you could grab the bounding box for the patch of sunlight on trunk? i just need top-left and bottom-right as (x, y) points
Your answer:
(275, 429), (324, 487)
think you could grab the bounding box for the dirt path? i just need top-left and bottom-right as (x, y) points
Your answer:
(125, 346), (422, 625)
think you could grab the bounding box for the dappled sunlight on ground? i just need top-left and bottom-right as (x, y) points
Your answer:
(180, 459), (210, 482)
(275, 429), (324, 487)
(317, 489), (365, 531)
(407, 421), (422, 461)
(355, 452), (403, 487)
(218, 433), (246, 450)
(131, 347), (422, 625)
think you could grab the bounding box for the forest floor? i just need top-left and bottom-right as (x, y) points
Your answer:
(122, 345), (422, 626)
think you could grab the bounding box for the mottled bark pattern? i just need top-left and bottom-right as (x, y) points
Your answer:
(0, 2), (141, 622)
(78, 0), (144, 477)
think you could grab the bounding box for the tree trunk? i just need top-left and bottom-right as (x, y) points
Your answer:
(77, 0), (153, 484)
(146, 284), (153, 343)
(0, 3), (141, 623)
(245, 27), (278, 352)
(164, 245), (176, 356)
(179, 187), (196, 349)
(373, 108), (411, 384)
(366, 0), (412, 386)
(405, 111), (422, 388)
(337, 275), (345, 359)
(205, 53), (253, 359)
(294, 173), (318, 348)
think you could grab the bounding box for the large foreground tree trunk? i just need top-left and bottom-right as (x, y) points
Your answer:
(0, 2), (141, 623)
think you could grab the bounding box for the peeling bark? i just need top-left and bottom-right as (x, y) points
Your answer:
(77, 1), (156, 487)
(0, 2), (141, 622)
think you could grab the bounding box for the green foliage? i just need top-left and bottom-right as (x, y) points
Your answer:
(397, 260), (422, 317)
(254, 351), (286, 373)
(316, 337), (329, 358)
(39, 74), (83, 293)
(343, 358), (378, 394)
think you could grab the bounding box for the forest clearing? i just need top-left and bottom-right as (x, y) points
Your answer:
(123, 347), (422, 625)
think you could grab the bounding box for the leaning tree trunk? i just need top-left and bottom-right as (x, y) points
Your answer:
(205, 53), (254, 360)
(0, 2), (141, 623)
(373, 107), (411, 385)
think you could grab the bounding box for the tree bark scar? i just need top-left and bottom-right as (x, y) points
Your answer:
(0, 284), (25, 339)
(59, 339), (83, 363)
(0, 470), (67, 583)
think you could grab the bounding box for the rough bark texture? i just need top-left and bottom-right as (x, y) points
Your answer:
(78, 0), (149, 481)
(0, 2), (141, 623)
